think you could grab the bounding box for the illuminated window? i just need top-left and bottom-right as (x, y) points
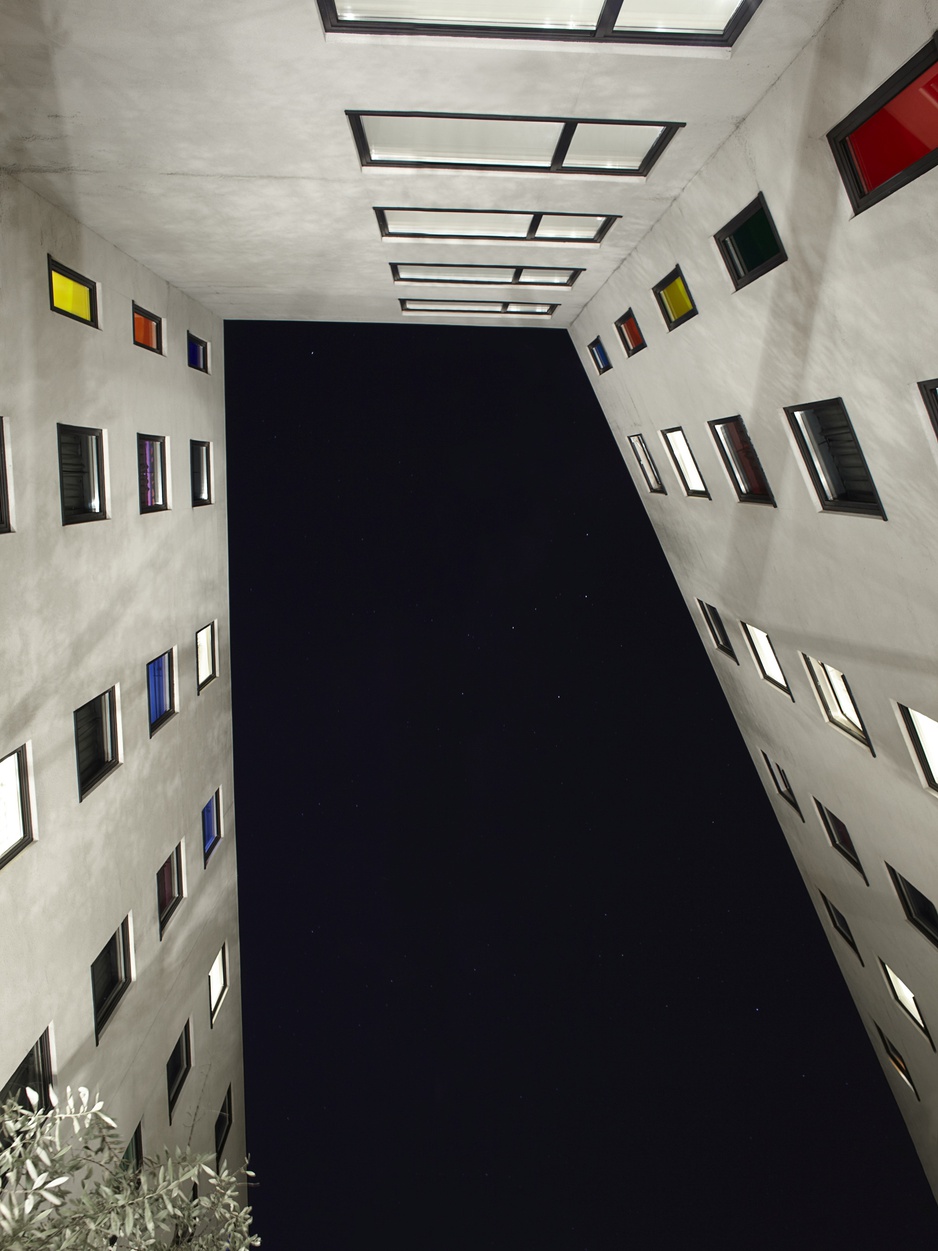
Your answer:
(627, 433), (665, 494)
(742, 624), (790, 695)
(0, 745), (33, 871)
(615, 308), (645, 357)
(91, 917), (132, 1042)
(708, 416), (773, 503)
(196, 623), (217, 692)
(0, 419), (11, 535)
(48, 256), (97, 326)
(391, 263), (580, 287)
(166, 1022), (191, 1121)
(889, 865), (938, 951)
(350, 112), (681, 176)
(881, 962), (929, 1035)
(157, 843), (184, 935)
(74, 687), (120, 799)
(828, 36), (938, 214)
(137, 434), (167, 513)
(820, 892), (862, 962)
(588, 337), (612, 374)
(400, 298), (556, 316)
(815, 800), (865, 879)
(785, 399), (883, 517)
(376, 207), (617, 243)
(875, 1024), (918, 1096)
(761, 752), (802, 817)
(202, 790), (222, 863)
(803, 655), (872, 750)
(215, 1086), (232, 1167)
(697, 601), (736, 661)
(187, 332), (209, 372)
(714, 193), (786, 289)
(190, 440), (212, 506)
(661, 427), (708, 497)
(652, 266), (697, 329)
(132, 304), (162, 353)
(209, 944), (228, 1023)
(57, 424), (106, 525)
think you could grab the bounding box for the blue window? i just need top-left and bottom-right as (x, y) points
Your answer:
(202, 791), (221, 862)
(587, 336), (611, 374)
(147, 651), (174, 734)
(187, 332), (208, 372)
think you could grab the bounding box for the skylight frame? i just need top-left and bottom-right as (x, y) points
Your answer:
(375, 207), (619, 244)
(399, 298), (558, 316)
(390, 263), (582, 288)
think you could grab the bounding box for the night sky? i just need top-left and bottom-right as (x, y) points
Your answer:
(224, 321), (937, 1248)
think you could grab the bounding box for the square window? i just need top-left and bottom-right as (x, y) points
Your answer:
(157, 843), (184, 935)
(881, 962), (929, 1035)
(0, 1032), (52, 1115)
(714, 193), (787, 289)
(187, 332), (209, 372)
(898, 704), (938, 792)
(202, 790), (221, 863)
(190, 440), (213, 506)
(697, 601), (737, 661)
(91, 917), (132, 1042)
(784, 398), (884, 517)
(708, 416), (774, 504)
(209, 943), (228, 1023)
(48, 256), (97, 326)
(57, 424), (106, 525)
(803, 655), (872, 749)
(888, 865), (938, 950)
(820, 892), (862, 962)
(761, 751), (803, 818)
(815, 800), (865, 878)
(132, 304), (162, 353)
(147, 650), (175, 734)
(0, 745), (33, 871)
(121, 1122), (143, 1173)
(587, 337), (611, 374)
(828, 36), (938, 214)
(742, 623), (791, 695)
(652, 266), (697, 330)
(0, 419), (11, 536)
(166, 1022), (191, 1121)
(875, 1023), (918, 1096)
(74, 687), (120, 799)
(627, 433), (666, 494)
(137, 434), (168, 513)
(614, 308), (646, 357)
(196, 623), (217, 692)
(215, 1085), (232, 1167)
(661, 427), (709, 497)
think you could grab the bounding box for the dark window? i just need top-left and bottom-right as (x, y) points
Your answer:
(187, 333), (209, 372)
(400, 298), (557, 317)
(917, 378), (938, 443)
(761, 752), (803, 818)
(820, 893), (863, 962)
(815, 800), (866, 880)
(828, 36), (938, 214)
(121, 1123), (143, 1173)
(698, 601), (737, 661)
(875, 1023), (919, 1097)
(615, 308), (646, 356)
(588, 337), (611, 374)
(215, 1086), (232, 1166)
(709, 416), (774, 503)
(74, 688), (119, 799)
(147, 651), (175, 734)
(714, 193), (787, 289)
(91, 918), (132, 1041)
(57, 424), (106, 525)
(784, 398), (884, 517)
(190, 440), (212, 506)
(48, 256), (98, 327)
(0, 745), (33, 871)
(0, 419), (10, 535)
(157, 843), (184, 935)
(652, 266), (697, 330)
(0, 1033), (52, 1117)
(202, 790), (221, 863)
(898, 703), (938, 792)
(132, 304), (162, 353)
(376, 207), (619, 244)
(888, 865), (938, 950)
(166, 1022), (191, 1121)
(137, 434), (167, 513)
(627, 433), (665, 494)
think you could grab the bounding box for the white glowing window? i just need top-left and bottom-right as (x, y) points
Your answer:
(534, 214), (609, 240)
(209, 944), (228, 1022)
(381, 209), (532, 238)
(196, 623), (217, 692)
(335, 0), (605, 27)
(661, 428), (708, 497)
(742, 623), (790, 692)
(613, 0), (739, 32)
(401, 299), (554, 316)
(0, 747), (31, 866)
(360, 114), (565, 167)
(900, 704), (938, 791)
(882, 962), (926, 1030)
(562, 122), (665, 170)
(803, 655), (869, 745)
(394, 264), (518, 284)
(518, 268), (576, 284)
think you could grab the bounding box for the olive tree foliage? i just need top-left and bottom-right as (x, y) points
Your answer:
(0, 1086), (260, 1249)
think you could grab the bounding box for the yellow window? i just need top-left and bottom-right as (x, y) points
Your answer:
(50, 261), (95, 324)
(660, 275), (693, 323)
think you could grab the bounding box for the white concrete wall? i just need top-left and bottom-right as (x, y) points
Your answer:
(571, 0), (938, 1199)
(0, 173), (246, 1174)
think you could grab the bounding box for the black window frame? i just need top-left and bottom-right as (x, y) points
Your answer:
(587, 336), (612, 375)
(132, 303), (163, 354)
(348, 111), (683, 178)
(0, 419), (11, 535)
(820, 892), (863, 963)
(137, 433), (168, 514)
(400, 298), (557, 317)
(215, 1085), (232, 1167)
(121, 1122), (144, 1173)
(147, 648), (176, 736)
(375, 206), (618, 244)
(187, 332), (209, 373)
(661, 426), (710, 498)
(390, 262), (582, 288)
(652, 265), (698, 331)
(190, 440), (213, 506)
(887, 864), (938, 950)
(202, 789), (222, 865)
(157, 842), (184, 937)
(814, 799), (867, 882)
(48, 255), (98, 328)
(91, 917), (132, 1043)
(761, 752), (803, 819)
(627, 433), (666, 494)
(917, 377), (938, 443)
(874, 1022), (919, 1097)
(0, 744), (33, 872)
(196, 622), (218, 694)
(828, 35), (938, 216)
(317, 0), (762, 47)
(166, 1022), (191, 1122)
(714, 192), (787, 290)
(0, 1032), (53, 1116)
(708, 415), (775, 504)
(57, 423), (106, 525)
(74, 687), (120, 800)
(784, 398), (885, 518)
(614, 307), (646, 357)
(898, 703), (938, 793)
(697, 601), (737, 662)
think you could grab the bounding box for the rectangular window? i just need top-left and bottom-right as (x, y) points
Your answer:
(187, 332), (209, 372)
(132, 304), (162, 353)
(390, 263), (580, 287)
(761, 752), (802, 817)
(828, 36), (938, 214)
(888, 864), (938, 950)
(652, 266), (697, 329)
(697, 601), (737, 661)
(815, 800), (866, 879)
(121, 1123), (143, 1173)
(215, 1086), (232, 1167)
(588, 337), (612, 374)
(48, 256), (98, 326)
(917, 378), (938, 443)
(615, 308), (645, 357)
(137, 434), (167, 513)
(0, 745), (33, 871)
(190, 440), (213, 506)
(147, 650), (175, 734)
(742, 623), (791, 695)
(209, 944), (229, 1022)
(661, 427), (709, 497)
(57, 424), (106, 524)
(157, 843), (184, 935)
(350, 112), (680, 177)
(714, 193), (787, 289)
(0, 419), (11, 535)
(803, 655), (872, 750)
(784, 399), (884, 517)
(708, 416), (774, 503)
(74, 687), (120, 799)
(875, 1024), (918, 1097)
(376, 207), (617, 244)
(202, 790), (221, 863)
(881, 962), (930, 1036)
(820, 892), (862, 962)
(627, 433), (665, 494)
(0, 1032), (53, 1115)
(91, 917), (132, 1042)
(166, 1022), (191, 1121)
(400, 298), (556, 316)
(899, 704), (938, 792)
(196, 623), (217, 692)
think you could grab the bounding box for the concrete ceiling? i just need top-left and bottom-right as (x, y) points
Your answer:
(0, 0), (841, 325)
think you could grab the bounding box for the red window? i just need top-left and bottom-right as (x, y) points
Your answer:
(615, 308), (645, 356)
(847, 61), (938, 194)
(133, 305), (161, 352)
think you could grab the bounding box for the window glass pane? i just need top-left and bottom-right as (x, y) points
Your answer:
(614, 0), (738, 32)
(724, 206), (781, 277)
(197, 626), (214, 687)
(746, 625), (787, 687)
(847, 61), (938, 195)
(405, 300), (506, 312)
(203, 794), (218, 856)
(139, 438), (164, 509)
(396, 265), (517, 283)
(660, 275), (694, 322)
(518, 268), (574, 284)
(0, 750), (25, 859)
(59, 426), (103, 520)
(789, 401), (879, 509)
(534, 214), (605, 239)
(187, 335), (207, 371)
(562, 122), (664, 170)
(148, 653), (172, 725)
(336, 0), (604, 26)
(908, 706), (938, 777)
(384, 209), (532, 237)
(619, 314), (644, 350)
(134, 310), (160, 350)
(713, 418), (771, 499)
(628, 435), (662, 491)
(505, 302), (550, 313)
(362, 115), (564, 167)
(663, 429), (706, 494)
(884, 964), (925, 1027)
(51, 268), (93, 322)
(209, 947), (227, 1013)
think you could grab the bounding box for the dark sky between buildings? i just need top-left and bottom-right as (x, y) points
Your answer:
(224, 321), (937, 1249)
